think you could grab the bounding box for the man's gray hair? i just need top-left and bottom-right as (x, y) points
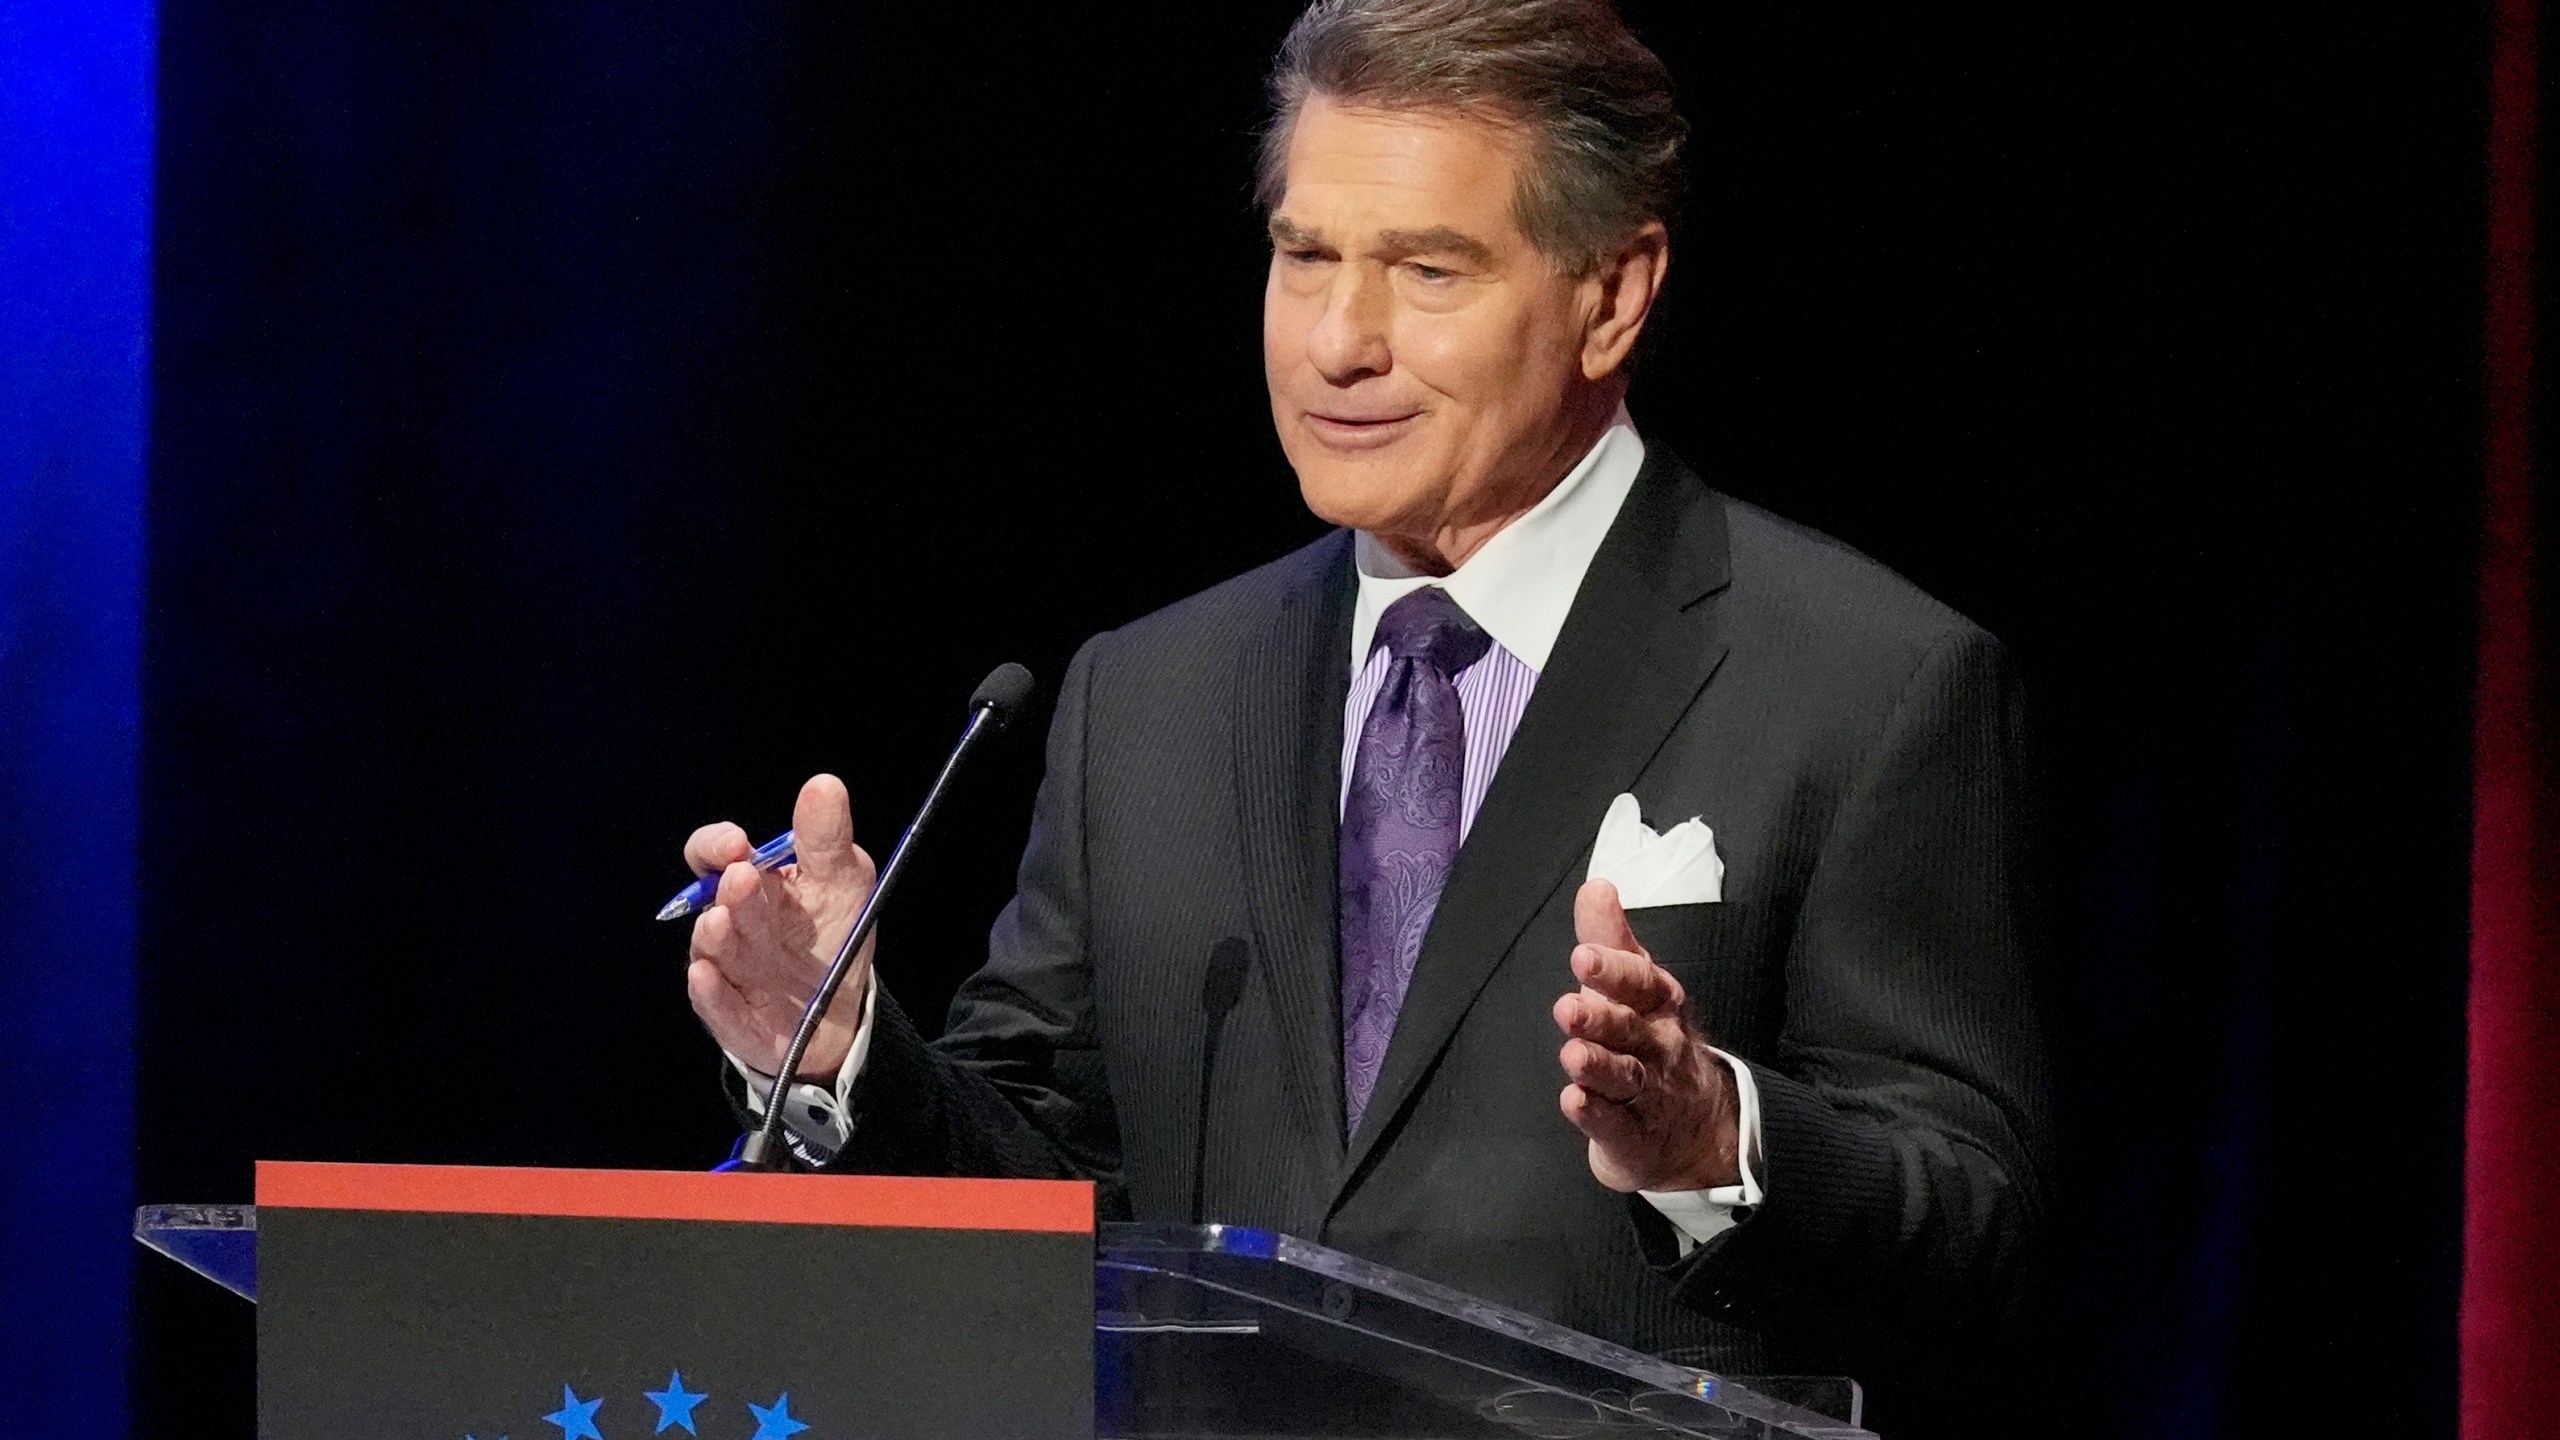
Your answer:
(1257, 0), (1687, 275)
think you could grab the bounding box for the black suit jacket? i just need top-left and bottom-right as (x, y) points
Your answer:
(761, 449), (2051, 1392)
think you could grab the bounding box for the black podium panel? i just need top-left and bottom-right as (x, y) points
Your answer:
(252, 1162), (1093, 1440)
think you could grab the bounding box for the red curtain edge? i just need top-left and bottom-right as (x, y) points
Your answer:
(2464, 0), (2548, 1434)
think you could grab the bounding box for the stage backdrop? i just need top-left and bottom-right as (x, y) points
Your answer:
(118, 2), (2489, 1435)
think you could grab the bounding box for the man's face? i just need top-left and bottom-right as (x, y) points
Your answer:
(1264, 95), (1604, 550)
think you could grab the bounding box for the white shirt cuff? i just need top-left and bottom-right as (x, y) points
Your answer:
(1638, 1046), (1765, 1257)
(727, 966), (879, 1160)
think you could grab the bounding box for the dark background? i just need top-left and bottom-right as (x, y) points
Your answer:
(133, 1), (2489, 1434)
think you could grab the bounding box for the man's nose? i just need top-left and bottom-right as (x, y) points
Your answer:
(1305, 268), (1392, 383)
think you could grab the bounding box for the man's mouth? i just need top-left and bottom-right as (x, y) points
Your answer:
(1305, 410), (1424, 447)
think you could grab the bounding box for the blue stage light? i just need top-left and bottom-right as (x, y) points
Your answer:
(0, 1), (154, 1431)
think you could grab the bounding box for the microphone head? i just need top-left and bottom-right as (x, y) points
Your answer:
(970, 663), (1037, 727)
(1202, 937), (1252, 1021)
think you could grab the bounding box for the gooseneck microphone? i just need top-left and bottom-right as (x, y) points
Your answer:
(723, 662), (1036, 1173)
(1190, 937), (1253, 1223)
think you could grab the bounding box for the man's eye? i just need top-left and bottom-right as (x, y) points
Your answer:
(1411, 264), (1454, 282)
(1282, 248), (1327, 264)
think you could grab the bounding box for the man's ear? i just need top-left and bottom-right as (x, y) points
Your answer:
(1579, 222), (1671, 382)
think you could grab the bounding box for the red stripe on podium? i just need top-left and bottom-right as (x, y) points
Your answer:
(256, 1161), (1094, 1234)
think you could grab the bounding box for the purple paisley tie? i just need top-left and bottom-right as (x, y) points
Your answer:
(1339, 586), (1492, 1135)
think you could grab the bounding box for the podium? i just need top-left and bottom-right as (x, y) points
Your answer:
(139, 1164), (1876, 1439)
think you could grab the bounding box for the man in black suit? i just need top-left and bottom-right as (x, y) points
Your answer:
(680, 0), (2048, 1410)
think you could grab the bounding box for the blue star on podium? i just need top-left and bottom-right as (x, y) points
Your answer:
(747, 1392), (810, 1440)
(544, 1385), (606, 1440)
(644, 1371), (710, 1434)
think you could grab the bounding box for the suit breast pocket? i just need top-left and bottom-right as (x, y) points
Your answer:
(1631, 902), (1777, 1047)
(1626, 900), (1752, 967)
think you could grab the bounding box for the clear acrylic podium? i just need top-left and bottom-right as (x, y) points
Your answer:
(139, 1204), (1874, 1438)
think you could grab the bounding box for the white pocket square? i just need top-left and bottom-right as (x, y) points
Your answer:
(1586, 793), (1724, 907)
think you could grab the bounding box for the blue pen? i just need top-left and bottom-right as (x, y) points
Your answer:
(656, 829), (797, 921)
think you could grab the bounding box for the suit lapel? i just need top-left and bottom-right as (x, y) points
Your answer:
(1334, 453), (1736, 1193)
(1232, 531), (1357, 1173)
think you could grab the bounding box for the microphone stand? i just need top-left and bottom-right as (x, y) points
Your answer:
(1191, 938), (1252, 1223)
(723, 669), (1027, 1172)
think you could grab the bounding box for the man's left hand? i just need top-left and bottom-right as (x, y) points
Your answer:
(1553, 879), (1743, 1193)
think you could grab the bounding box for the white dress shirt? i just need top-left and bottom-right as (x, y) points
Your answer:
(739, 407), (1763, 1252)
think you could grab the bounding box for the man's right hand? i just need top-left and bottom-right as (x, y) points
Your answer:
(684, 773), (877, 1084)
